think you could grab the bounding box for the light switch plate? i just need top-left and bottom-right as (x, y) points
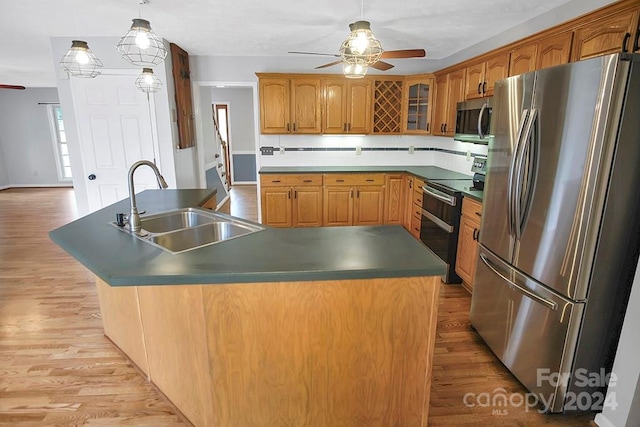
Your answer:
(409, 146), (415, 154)
(356, 146), (362, 155)
(279, 146), (285, 154)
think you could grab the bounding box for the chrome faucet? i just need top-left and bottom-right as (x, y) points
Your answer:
(127, 160), (168, 233)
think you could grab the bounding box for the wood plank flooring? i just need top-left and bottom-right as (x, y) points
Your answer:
(0, 187), (596, 426)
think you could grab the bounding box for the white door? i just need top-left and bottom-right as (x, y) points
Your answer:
(71, 73), (161, 213)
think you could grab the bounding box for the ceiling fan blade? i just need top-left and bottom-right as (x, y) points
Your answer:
(0, 84), (25, 90)
(371, 61), (394, 71)
(315, 60), (344, 69)
(380, 49), (426, 59)
(289, 51), (340, 58)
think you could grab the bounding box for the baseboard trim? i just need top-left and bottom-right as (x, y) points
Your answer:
(216, 194), (230, 211)
(1, 183), (73, 189)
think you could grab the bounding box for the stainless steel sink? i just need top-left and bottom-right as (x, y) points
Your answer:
(112, 207), (264, 253)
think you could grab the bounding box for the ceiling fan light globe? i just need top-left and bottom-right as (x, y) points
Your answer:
(343, 63), (367, 79)
(339, 22), (383, 67)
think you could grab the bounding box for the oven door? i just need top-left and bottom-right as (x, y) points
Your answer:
(420, 184), (462, 283)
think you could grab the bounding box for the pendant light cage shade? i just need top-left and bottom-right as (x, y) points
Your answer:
(117, 19), (167, 66)
(60, 40), (103, 78)
(135, 68), (162, 93)
(343, 62), (368, 79)
(339, 21), (383, 67)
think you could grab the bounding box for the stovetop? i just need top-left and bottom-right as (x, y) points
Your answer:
(426, 179), (484, 201)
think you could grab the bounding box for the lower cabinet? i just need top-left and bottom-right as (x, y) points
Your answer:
(384, 174), (404, 225)
(260, 174), (323, 227)
(323, 174), (385, 226)
(455, 197), (483, 293)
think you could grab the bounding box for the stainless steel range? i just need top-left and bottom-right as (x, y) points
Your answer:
(419, 158), (485, 283)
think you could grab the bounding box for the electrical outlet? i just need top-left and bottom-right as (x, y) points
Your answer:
(409, 146), (415, 154)
(260, 146), (274, 156)
(466, 149), (471, 161)
(356, 146), (362, 155)
(279, 146), (285, 154)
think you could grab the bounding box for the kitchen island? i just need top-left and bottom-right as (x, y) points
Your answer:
(50, 189), (446, 426)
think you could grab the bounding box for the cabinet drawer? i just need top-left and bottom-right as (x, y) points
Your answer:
(462, 197), (483, 220)
(323, 173), (385, 186)
(410, 215), (421, 239)
(413, 177), (425, 191)
(261, 174), (322, 187)
(411, 203), (422, 221)
(412, 189), (423, 207)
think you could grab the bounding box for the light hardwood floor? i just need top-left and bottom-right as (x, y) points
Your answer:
(0, 187), (596, 426)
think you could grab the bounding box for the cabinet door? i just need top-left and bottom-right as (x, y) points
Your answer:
(483, 53), (510, 97)
(445, 69), (465, 136)
(261, 187), (293, 227)
(291, 78), (322, 134)
(292, 186), (323, 227)
(323, 79), (347, 134)
(259, 78), (290, 134)
(354, 185), (385, 226)
(432, 75), (449, 136)
(347, 80), (372, 134)
(537, 32), (573, 70)
(384, 174), (404, 225)
(403, 78), (433, 134)
(572, 10), (640, 61)
(323, 186), (354, 226)
(372, 80), (403, 134)
(455, 215), (480, 289)
(509, 44), (538, 77)
(402, 175), (414, 230)
(464, 62), (485, 100)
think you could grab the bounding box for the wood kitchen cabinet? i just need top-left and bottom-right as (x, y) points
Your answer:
(433, 69), (465, 136)
(258, 75), (322, 134)
(572, 9), (640, 61)
(260, 174), (323, 227)
(455, 197), (483, 293)
(402, 175), (414, 231)
(322, 78), (371, 134)
(401, 174), (423, 239)
(384, 174), (404, 225)
(536, 32), (574, 70)
(465, 52), (510, 99)
(509, 43), (538, 76)
(372, 78), (404, 134)
(403, 76), (434, 134)
(323, 174), (385, 226)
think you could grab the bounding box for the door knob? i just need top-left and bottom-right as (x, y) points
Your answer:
(88, 174), (96, 180)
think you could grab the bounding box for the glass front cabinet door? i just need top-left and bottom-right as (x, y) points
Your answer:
(403, 77), (434, 134)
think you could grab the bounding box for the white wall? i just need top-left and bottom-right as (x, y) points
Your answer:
(595, 266), (640, 427)
(211, 87), (255, 152)
(0, 88), (63, 186)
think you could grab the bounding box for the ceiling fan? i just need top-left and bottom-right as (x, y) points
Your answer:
(289, 20), (426, 72)
(0, 84), (26, 90)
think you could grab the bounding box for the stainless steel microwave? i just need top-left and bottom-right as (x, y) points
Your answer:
(454, 97), (493, 144)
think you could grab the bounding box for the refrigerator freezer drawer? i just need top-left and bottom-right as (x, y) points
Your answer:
(470, 247), (584, 412)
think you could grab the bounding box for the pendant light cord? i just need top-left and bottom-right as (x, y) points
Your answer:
(360, 0), (364, 19)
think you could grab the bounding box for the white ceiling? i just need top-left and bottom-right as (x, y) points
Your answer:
(0, 0), (617, 87)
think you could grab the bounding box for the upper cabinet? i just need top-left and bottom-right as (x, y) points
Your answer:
(258, 75), (321, 134)
(536, 32), (574, 70)
(464, 52), (510, 99)
(372, 78), (404, 135)
(322, 79), (371, 134)
(509, 44), (538, 77)
(403, 76), (434, 134)
(433, 69), (465, 137)
(572, 9), (640, 61)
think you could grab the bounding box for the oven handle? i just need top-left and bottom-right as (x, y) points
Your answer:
(422, 209), (454, 233)
(422, 186), (456, 206)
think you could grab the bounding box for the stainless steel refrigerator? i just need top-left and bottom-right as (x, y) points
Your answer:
(470, 53), (640, 413)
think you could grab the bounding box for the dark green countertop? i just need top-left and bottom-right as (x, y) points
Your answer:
(50, 189), (446, 286)
(259, 165), (472, 181)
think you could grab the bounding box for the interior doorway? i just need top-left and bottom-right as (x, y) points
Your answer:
(213, 103), (231, 188)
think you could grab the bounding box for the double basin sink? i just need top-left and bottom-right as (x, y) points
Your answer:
(113, 208), (264, 254)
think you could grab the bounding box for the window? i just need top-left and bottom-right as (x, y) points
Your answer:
(48, 105), (72, 180)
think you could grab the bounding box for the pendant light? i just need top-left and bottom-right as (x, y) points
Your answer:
(60, 40), (103, 78)
(135, 68), (162, 93)
(117, 1), (167, 67)
(343, 62), (368, 79)
(339, 21), (383, 68)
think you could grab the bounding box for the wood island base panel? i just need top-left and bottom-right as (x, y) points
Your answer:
(95, 276), (441, 426)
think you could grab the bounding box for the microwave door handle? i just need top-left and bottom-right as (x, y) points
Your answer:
(508, 109), (529, 238)
(477, 102), (488, 139)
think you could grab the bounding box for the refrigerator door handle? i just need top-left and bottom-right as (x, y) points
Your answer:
(508, 109), (530, 237)
(480, 253), (558, 311)
(514, 108), (539, 239)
